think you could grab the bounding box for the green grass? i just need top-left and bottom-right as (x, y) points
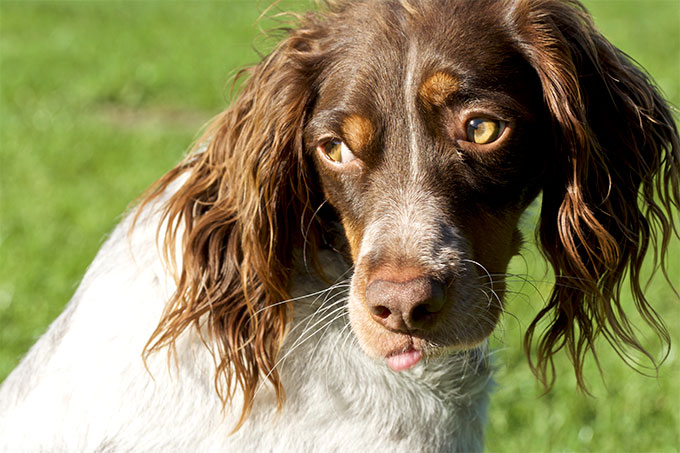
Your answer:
(1, 1), (678, 451)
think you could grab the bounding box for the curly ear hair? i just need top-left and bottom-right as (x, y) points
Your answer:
(511, 0), (680, 388)
(138, 14), (329, 427)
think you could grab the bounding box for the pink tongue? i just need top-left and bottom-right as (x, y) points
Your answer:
(387, 349), (423, 372)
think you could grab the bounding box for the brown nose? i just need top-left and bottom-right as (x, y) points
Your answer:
(365, 276), (445, 332)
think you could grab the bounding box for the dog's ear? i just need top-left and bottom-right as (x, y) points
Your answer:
(140, 15), (329, 427)
(511, 0), (680, 388)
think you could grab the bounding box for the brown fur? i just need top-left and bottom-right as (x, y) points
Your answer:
(341, 114), (375, 153)
(509, 0), (679, 388)
(135, 0), (679, 427)
(419, 72), (460, 107)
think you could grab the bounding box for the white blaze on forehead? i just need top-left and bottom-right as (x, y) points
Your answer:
(404, 41), (421, 182)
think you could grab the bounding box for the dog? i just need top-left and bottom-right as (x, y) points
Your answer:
(1, 0), (678, 451)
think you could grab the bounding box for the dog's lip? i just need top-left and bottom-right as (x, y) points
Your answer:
(386, 347), (423, 372)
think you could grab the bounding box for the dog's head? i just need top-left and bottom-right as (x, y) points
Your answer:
(306, 1), (551, 371)
(143, 0), (679, 423)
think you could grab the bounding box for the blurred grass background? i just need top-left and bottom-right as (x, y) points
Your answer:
(0, 1), (678, 451)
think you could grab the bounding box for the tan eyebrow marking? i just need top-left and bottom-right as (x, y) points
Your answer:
(341, 114), (375, 152)
(418, 72), (459, 106)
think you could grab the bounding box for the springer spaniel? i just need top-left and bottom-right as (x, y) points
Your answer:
(1, 0), (678, 451)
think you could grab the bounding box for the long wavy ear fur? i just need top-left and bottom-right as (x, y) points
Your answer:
(511, 0), (680, 389)
(138, 13), (329, 428)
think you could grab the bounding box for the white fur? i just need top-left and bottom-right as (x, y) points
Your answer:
(404, 40), (421, 181)
(0, 178), (492, 452)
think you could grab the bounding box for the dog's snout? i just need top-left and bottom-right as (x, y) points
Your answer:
(365, 277), (445, 331)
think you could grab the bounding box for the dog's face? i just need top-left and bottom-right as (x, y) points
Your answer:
(305, 1), (549, 369)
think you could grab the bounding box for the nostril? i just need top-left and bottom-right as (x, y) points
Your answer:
(410, 304), (432, 324)
(371, 305), (391, 320)
(404, 278), (445, 328)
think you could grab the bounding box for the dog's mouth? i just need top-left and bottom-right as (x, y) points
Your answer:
(348, 291), (499, 373)
(386, 346), (423, 372)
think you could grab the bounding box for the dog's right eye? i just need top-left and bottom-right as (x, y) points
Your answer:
(319, 139), (356, 164)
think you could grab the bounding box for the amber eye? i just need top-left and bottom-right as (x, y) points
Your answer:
(465, 118), (505, 144)
(319, 139), (356, 164)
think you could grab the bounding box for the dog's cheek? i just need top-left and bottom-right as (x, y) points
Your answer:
(340, 217), (364, 261)
(464, 210), (522, 275)
(311, 159), (367, 260)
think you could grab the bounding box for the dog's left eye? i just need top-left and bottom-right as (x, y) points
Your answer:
(465, 118), (506, 144)
(319, 139), (356, 164)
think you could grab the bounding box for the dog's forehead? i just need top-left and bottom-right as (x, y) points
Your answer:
(316, 0), (522, 111)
